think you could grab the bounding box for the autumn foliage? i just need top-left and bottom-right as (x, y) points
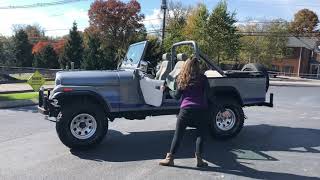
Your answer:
(32, 41), (49, 54)
(290, 9), (319, 34)
(32, 39), (66, 55)
(32, 39), (65, 69)
(52, 39), (66, 55)
(88, 0), (145, 49)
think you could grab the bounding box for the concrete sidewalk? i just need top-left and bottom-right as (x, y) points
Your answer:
(0, 83), (52, 109)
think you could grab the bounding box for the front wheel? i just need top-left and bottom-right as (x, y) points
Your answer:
(209, 98), (244, 139)
(56, 100), (108, 149)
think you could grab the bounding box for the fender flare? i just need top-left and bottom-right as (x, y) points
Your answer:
(210, 86), (243, 106)
(52, 91), (111, 113)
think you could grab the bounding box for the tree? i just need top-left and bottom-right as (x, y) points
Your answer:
(33, 45), (59, 69)
(32, 41), (50, 54)
(88, 0), (145, 65)
(265, 20), (288, 61)
(163, 1), (190, 52)
(51, 39), (66, 56)
(183, 3), (209, 53)
(0, 36), (17, 66)
(82, 33), (103, 70)
(33, 39), (66, 60)
(13, 29), (33, 67)
(239, 20), (288, 66)
(13, 24), (46, 44)
(0, 37), (5, 65)
(60, 22), (84, 69)
(290, 9), (319, 34)
(206, 1), (241, 64)
(144, 35), (162, 70)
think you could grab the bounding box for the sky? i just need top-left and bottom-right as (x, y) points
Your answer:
(0, 0), (320, 37)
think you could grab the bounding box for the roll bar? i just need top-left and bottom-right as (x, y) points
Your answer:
(170, 41), (225, 76)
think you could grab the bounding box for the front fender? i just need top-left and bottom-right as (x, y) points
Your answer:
(52, 91), (111, 113)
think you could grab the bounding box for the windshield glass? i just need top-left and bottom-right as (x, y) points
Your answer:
(122, 41), (147, 66)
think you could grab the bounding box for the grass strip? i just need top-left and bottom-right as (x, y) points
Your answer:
(0, 92), (38, 101)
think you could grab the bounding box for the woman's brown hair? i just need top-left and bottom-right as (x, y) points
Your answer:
(177, 57), (201, 90)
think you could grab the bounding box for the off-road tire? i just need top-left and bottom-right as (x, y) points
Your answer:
(242, 63), (269, 92)
(56, 100), (108, 149)
(209, 98), (244, 139)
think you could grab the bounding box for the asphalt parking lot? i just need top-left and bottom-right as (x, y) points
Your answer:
(0, 86), (319, 180)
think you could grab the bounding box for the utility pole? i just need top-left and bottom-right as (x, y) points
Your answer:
(161, 0), (167, 46)
(297, 47), (302, 77)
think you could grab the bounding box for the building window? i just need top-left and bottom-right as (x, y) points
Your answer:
(271, 65), (279, 71)
(285, 48), (295, 58)
(310, 64), (320, 74)
(283, 66), (294, 74)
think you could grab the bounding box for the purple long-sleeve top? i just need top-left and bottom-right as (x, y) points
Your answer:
(171, 74), (210, 109)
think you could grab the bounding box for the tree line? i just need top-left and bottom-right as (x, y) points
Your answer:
(163, 1), (319, 67)
(0, 0), (156, 70)
(0, 0), (319, 70)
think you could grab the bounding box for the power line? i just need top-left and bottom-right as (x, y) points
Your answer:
(44, 27), (86, 32)
(0, 0), (90, 9)
(143, 18), (162, 22)
(237, 21), (290, 24)
(146, 29), (320, 38)
(234, 2), (320, 8)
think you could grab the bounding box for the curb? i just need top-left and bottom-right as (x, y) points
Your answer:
(0, 99), (38, 109)
(0, 90), (34, 94)
(270, 81), (320, 87)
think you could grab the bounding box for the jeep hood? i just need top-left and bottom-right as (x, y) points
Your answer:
(55, 70), (131, 86)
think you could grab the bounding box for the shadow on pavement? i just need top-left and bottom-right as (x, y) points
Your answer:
(71, 124), (320, 179)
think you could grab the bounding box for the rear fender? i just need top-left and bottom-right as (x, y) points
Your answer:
(210, 86), (243, 106)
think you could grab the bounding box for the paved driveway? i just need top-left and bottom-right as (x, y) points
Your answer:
(0, 86), (319, 180)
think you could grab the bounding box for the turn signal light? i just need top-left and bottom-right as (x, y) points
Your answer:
(63, 88), (73, 92)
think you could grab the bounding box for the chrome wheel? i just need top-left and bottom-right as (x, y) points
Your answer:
(70, 114), (97, 140)
(215, 109), (236, 131)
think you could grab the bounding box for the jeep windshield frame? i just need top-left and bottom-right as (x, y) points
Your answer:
(121, 41), (148, 70)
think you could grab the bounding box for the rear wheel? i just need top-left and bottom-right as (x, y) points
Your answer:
(56, 100), (108, 149)
(209, 98), (244, 139)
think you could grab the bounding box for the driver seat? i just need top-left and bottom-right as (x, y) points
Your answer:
(166, 53), (188, 90)
(155, 53), (172, 80)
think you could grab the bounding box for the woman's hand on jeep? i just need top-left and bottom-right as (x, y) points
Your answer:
(160, 85), (166, 92)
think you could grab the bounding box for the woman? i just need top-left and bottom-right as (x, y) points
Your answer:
(159, 57), (210, 167)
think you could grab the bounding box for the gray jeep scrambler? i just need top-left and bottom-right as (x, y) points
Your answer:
(38, 41), (273, 149)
